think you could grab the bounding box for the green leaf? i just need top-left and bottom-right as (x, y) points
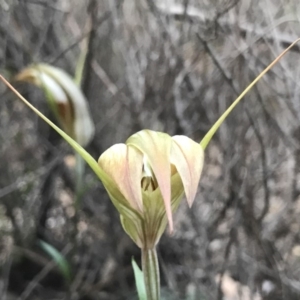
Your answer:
(200, 38), (300, 150)
(132, 257), (147, 300)
(39, 240), (71, 282)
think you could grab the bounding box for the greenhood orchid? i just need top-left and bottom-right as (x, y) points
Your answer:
(1, 38), (299, 300)
(15, 64), (95, 147)
(98, 130), (204, 248)
(2, 74), (204, 248)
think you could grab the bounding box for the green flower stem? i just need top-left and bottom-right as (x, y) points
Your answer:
(141, 247), (160, 300)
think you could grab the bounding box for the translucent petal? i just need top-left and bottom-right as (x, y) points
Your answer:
(39, 73), (74, 138)
(36, 64), (95, 146)
(171, 135), (204, 207)
(38, 72), (68, 104)
(126, 130), (174, 231)
(98, 143), (144, 213)
(16, 68), (75, 139)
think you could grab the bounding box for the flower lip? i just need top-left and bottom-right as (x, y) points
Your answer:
(141, 156), (158, 192)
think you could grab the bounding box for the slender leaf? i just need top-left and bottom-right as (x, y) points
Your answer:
(132, 257), (147, 300)
(39, 240), (71, 282)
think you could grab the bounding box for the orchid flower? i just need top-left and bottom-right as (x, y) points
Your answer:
(15, 64), (95, 147)
(98, 130), (204, 248)
(1, 39), (298, 300)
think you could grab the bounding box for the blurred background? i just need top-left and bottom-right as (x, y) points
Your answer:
(1, 0), (300, 299)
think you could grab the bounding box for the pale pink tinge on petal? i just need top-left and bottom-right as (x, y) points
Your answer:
(98, 144), (144, 212)
(171, 136), (204, 207)
(126, 130), (174, 231)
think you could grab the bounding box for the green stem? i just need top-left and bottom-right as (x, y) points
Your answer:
(141, 247), (160, 300)
(75, 152), (85, 209)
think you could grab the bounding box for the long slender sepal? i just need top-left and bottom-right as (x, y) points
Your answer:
(0, 75), (105, 182)
(200, 38), (300, 150)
